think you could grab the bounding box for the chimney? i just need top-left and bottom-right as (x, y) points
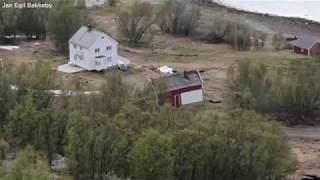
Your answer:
(87, 24), (93, 31)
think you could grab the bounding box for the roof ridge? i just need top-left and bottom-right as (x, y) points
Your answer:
(69, 26), (118, 49)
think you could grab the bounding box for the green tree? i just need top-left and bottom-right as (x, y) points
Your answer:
(66, 72), (132, 117)
(75, 0), (86, 8)
(1, 146), (51, 180)
(6, 94), (67, 163)
(175, 5), (200, 36)
(225, 22), (251, 50)
(0, 16), (5, 42)
(16, 0), (48, 39)
(171, 129), (205, 180)
(98, 73), (131, 116)
(108, 0), (117, 6)
(67, 112), (124, 179)
(66, 112), (92, 179)
(6, 95), (39, 147)
(0, 138), (9, 160)
(113, 103), (152, 176)
(156, 0), (200, 36)
(11, 62), (57, 109)
(273, 61), (320, 121)
(229, 59), (320, 122)
(118, 0), (155, 44)
(229, 59), (270, 111)
(192, 111), (297, 180)
(0, 8), (18, 37)
(35, 110), (68, 163)
(48, 0), (89, 54)
(129, 129), (174, 180)
(0, 68), (15, 132)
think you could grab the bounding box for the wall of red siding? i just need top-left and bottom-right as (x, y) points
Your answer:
(294, 46), (309, 56)
(165, 84), (203, 107)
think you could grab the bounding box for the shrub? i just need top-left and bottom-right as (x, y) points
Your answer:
(225, 22), (251, 50)
(0, 139), (9, 160)
(0, 68), (15, 131)
(2, 146), (51, 180)
(108, 0), (117, 6)
(272, 61), (320, 121)
(252, 31), (267, 50)
(272, 33), (285, 50)
(118, 0), (155, 44)
(175, 5), (200, 36)
(192, 110), (297, 180)
(229, 59), (320, 123)
(206, 18), (232, 43)
(156, 0), (200, 36)
(229, 59), (271, 110)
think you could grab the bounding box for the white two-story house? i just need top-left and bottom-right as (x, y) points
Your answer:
(69, 26), (119, 71)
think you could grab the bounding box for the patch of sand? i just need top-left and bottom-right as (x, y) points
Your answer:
(289, 138), (320, 179)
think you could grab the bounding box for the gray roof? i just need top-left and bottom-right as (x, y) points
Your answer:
(293, 37), (320, 49)
(69, 26), (118, 49)
(153, 71), (203, 92)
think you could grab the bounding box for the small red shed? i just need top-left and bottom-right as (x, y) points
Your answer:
(292, 37), (320, 57)
(152, 71), (204, 107)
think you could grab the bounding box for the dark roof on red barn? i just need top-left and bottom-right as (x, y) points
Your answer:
(293, 37), (320, 50)
(152, 71), (203, 92)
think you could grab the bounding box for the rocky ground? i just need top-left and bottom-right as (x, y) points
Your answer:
(195, 0), (320, 38)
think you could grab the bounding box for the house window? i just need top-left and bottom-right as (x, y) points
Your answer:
(95, 61), (101, 66)
(73, 44), (77, 49)
(106, 46), (112, 51)
(79, 55), (84, 60)
(95, 48), (100, 53)
(74, 55), (77, 60)
(107, 57), (112, 62)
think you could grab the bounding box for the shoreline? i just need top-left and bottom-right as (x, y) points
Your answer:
(194, 0), (320, 37)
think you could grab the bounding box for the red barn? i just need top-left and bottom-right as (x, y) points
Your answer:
(292, 37), (320, 57)
(152, 71), (204, 107)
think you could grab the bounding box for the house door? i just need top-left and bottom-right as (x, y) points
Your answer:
(174, 94), (181, 107)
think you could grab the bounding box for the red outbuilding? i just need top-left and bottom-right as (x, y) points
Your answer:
(292, 37), (320, 57)
(152, 71), (204, 107)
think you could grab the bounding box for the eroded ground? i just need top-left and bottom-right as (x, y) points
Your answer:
(289, 138), (320, 179)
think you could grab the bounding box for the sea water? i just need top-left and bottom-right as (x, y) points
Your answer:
(215, 0), (320, 22)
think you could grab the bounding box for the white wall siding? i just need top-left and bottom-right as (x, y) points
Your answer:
(69, 42), (73, 64)
(69, 43), (92, 70)
(69, 34), (118, 71)
(89, 36), (118, 70)
(181, 89), (204, 105)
